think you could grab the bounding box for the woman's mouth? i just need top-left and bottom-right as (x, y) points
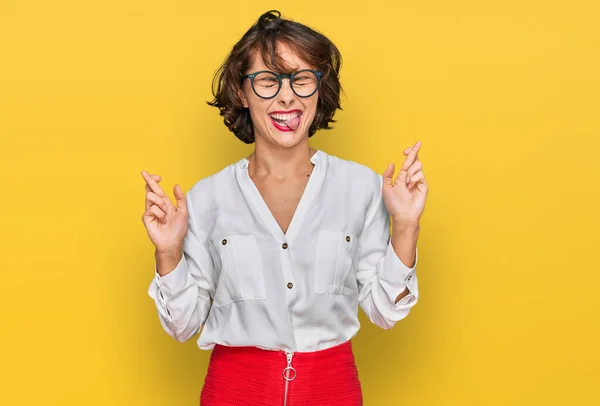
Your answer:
(269, 111), (302, 132)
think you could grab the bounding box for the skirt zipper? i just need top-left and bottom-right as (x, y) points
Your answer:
(283, 351), (296, 406)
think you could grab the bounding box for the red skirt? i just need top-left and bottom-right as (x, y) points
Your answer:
(200, 340), (362, 405)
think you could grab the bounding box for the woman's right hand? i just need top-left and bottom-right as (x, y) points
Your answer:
(141, 171), (189, 254)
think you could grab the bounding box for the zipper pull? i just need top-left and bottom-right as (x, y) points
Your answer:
(283, 351), (296, 381)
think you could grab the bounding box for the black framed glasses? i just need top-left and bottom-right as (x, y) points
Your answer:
(242, 69), (323, 99)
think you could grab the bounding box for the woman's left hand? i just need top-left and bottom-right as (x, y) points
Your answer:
(381, 140), (429, 227)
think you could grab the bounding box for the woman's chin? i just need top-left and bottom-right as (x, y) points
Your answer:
(265, 127), (307, 147)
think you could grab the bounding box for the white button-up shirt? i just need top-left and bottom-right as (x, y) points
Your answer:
(148, 149), (419, 353)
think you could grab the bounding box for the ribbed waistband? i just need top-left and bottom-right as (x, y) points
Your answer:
(211, 339), (353, 361)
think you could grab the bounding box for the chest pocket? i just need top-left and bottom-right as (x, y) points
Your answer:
(314, 230), (358, 295)
(211, 234), (267, 306)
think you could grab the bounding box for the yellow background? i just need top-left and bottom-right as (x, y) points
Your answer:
(1, 1), (599, 405)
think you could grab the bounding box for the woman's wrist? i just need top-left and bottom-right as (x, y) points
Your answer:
(155, 248), (183, 277)
(390, 219), (419, 268)
(390, 215), (421, 232)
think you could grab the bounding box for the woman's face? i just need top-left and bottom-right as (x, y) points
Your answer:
(240, 42), (319, 149)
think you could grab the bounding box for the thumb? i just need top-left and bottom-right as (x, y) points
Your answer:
(382, 163), (395, 187)
(174, 184), (187, 210)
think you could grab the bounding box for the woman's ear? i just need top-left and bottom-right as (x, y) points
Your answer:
(238, 88), (249, 108)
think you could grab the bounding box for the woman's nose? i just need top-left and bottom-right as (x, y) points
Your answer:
(277, 78), (295, 105)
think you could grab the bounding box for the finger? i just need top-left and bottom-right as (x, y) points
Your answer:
(141, 205), (162, 225)
(173, 184), (187, 211)
(149, 205), (167, 222)
(400, 141), (422, 172)
(404, 151), (420, 166)
(146, 191), (168, 212)
(142, 209), (153, 225)
(142, 171), (176, 211)
(406, 160), (423, 179)
(403, 149), (419, 161)
(142, 172), (161, 192)
(141, 171), (167, 198)
(382, 163), (395, 187)
(144, 173), (162, 210)
(145, 180), (161, 194)
(407, 171), (425, 189)
(146, 174), (161, 188)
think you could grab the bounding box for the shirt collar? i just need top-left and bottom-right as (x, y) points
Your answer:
(238, 149), (324, 169)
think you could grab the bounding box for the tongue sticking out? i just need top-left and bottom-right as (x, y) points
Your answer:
(286, 115), (301, 130)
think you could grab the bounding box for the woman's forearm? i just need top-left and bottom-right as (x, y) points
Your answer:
(390, 219), (420, 303)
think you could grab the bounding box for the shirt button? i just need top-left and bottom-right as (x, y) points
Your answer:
(282, 243), (288, 249)
(346, 236), (351, 242)
(408, 275), (413, 281)
(222, 239), (227, 245)
(287, 282), (293, 289)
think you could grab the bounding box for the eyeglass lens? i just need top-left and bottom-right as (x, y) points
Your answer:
(252, 71), (318, 98)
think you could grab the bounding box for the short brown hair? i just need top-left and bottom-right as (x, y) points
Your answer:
(207, 10), (343, 144)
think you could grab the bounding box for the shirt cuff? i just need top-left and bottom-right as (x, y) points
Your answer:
(153, 252), (188, 297)
(378, 242), (419, 305)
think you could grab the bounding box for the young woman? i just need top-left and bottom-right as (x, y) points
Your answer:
(141, 10), (428, 405)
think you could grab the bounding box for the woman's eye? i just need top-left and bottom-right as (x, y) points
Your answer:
(293, 76), (315, 86)
(256, 79), (278, 87)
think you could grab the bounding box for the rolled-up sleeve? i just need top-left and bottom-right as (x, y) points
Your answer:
(147, 190), (215, 342)
(356, 174), (419, 330)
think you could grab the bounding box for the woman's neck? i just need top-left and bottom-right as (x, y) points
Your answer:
(247, 141), (317, 180)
